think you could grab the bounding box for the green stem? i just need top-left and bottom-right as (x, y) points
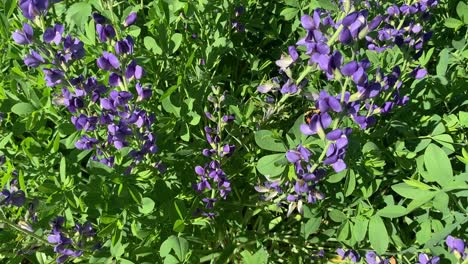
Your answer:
(0, 212), (50, 245)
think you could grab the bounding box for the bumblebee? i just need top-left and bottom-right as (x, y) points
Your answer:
(304, 107), (321, 124)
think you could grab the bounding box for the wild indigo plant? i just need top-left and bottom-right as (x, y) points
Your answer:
(257, 0), (436, 216)
(193, 87), (235, 218)
(13, 8), (159, 172)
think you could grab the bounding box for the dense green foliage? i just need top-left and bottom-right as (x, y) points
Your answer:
(0, 0), (467, 263)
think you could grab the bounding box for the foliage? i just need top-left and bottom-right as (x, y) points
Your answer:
(0, 0), (466, 263)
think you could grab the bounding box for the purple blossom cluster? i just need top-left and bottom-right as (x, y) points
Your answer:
(0, 179), (26, 207)
(333, 234), (466, 264)
(13, 9), (159, 171)
(193, 89), (235, 218)
(256, 0), (437, 215)
(47, 216), (98, 263)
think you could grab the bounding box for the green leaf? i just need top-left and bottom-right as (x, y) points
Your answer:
(368, 215), (389, 254)
(66, 2), (92, 30)
(60, 157), (67, 185)
(173, 219), (185, 233)
(457, 1), (468, 23)
(241, 248), (269, 264)
(254, 130), (286, 152)
(144, 36), (163, 55)
(329, 209), (347, 222)
(352, 217), (368, 242)
(436, 48), (449, 77)
(256, 154), (287, 178)
(160, 236), (189, 262)
(317, 0), (337, 10)
(344, 169), (356, 196)
(138, 197), (155, 215)
(377, 205), (407, 218)
(280, 7), (299, 21)
(301, 216), (321, 239)
(432, 192), (449, 212)
(11, 102), (35, 116)
(459, 111), (468, 126)
(392, 183), (431, 199)
(170, 33), (183, 53)
(444, 17), (464, 30)
(424, 143), (453, 186)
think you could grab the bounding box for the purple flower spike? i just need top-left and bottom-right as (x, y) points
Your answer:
(23, 50), (45, 67)
(124, 12), (137, 27)
(19, 0), (49, 20)
(12, 23), (34, 45)
(43, 24), (64, 45)
(97, 51), (120, 71)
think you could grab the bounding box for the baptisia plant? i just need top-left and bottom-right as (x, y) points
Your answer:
(12, 4), (160, 173)
(193, 87), (235, 218)
(256, 0), (436, 215)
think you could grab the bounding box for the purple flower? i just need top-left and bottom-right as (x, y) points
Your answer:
(411, 67), (428, 79)
(43, 24), (64, 45)
(19, 0), (49, 20)
(288, 46), (299, 62)
(12, 23), (34, 45)
(280, 79), (298, 94)
(125, 60), (144, 80)
(301, 13), (320, 31)
(96, 24), (116, 42)
(75, 222), (96, 237)
(337, 248), (360, 263)
(234, 6), (245, 17)
(365, 251), (389, 264)
(43, 68), (64, 87)
(108, 73), (122, 87)
(1, 189), (26, 207)
(136, 83), (152, 101)
(417, 253), (440, 264)
(300, 112), (332, 136)
(446, 235), (466, 255)
(115, 36), (134, 55)
(286, 145), (312, 163)
(23, 50), (45, 67)
(71, 114), (98, 131)
(92, 12), (107, 24)
(317, 91), (342, 113)
(97, 51), (120, 71)
(124, 12), (137, 27)
(75, 136), (98, 150)
(62, 35), (85, 61)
